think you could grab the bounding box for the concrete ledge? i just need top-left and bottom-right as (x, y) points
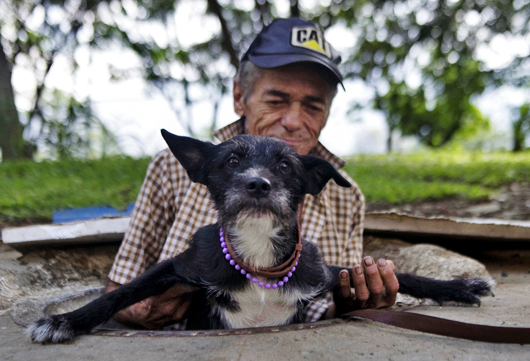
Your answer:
(1, 217), (130, 247)
(365, 212), (530, 241)
(3, 213), (530, 249)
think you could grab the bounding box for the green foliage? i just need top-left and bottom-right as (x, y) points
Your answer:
(2, 150), (529, 221)
(310, 0), (528, 151)
(0, 0), (122, 159)
(40, 90), (120, 159)
(344, 150), (530, 204)
(0, 156), (150, 219)
(2, 0), (529, 160)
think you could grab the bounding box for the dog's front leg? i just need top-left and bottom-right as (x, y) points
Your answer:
(27, 254), (199, 343)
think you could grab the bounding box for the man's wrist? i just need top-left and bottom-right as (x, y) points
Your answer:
(105, 279), (122, 293)
(322, 303), (336, 320)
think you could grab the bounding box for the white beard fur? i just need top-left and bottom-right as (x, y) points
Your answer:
(229, 211), (282, 268)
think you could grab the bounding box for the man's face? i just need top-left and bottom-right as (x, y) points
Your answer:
(233, 65), (334, 155)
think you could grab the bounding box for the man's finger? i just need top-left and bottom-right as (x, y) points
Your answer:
(388, 259), (396, 273)
(363, 257), (385, 307)
(378, 259), (399, 306)
(338, 269), (352, 301)
(351, 264), (369, 309)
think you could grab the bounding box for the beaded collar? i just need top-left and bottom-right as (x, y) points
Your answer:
(219, 215), (303, 290)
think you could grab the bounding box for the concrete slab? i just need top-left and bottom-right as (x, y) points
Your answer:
(1, 217), (130, 248)
(1, 246), (529, 360)
(365, 212), (530, 241)
(1, 217), (529, 359)
(4, 213), (530, 250)
(1, 280), (529, 361)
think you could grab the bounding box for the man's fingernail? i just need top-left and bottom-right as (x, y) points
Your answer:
(389, 260), (397, 273)
(340, 270), (348, 279)
(378, 259), (387, 267)
(364, 257), (373, 266)
(354, 266), (363, 275)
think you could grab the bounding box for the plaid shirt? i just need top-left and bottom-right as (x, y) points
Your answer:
(109, 118), (365, 323)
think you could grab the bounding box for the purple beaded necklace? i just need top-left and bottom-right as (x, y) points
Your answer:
(219, 226), (302, 290)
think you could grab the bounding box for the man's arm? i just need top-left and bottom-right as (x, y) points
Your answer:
(325, 176), (399, 318)
(106, 150), (194, 329)
(105, 279), (196, 330)
(109, 151), (176, 286)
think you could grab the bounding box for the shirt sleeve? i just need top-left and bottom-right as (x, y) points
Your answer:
(108, 150), (177, 285)
(302, 293), (334, 322)
(342, 180), (365, 268)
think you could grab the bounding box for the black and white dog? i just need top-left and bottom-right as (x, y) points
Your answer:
(28, 130), (493, 343)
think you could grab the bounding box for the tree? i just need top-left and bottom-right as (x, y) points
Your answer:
(2, 0), (528, 159)
(0, 0), (122, 160)
(0, 0), (281, 160)
(309, 0), (529, 151)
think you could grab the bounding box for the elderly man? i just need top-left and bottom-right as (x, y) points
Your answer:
(106, 18), (399, 329)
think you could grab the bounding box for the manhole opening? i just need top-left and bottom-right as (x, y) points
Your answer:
(18, 288), (347, 338)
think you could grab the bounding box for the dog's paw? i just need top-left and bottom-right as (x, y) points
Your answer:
(26, 315), (77, 343)
(466, 277), (495, 297)
(445, 277), (495, 306)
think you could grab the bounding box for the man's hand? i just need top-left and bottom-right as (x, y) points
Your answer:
(327, 257), (399, 318)
(105, 280), (196, 330)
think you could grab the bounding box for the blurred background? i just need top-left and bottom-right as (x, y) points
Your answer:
(0, 0), (529, 224)
(1, 0), (529, 160)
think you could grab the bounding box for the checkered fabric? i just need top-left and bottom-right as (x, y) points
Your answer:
(108, 118), (365, 323)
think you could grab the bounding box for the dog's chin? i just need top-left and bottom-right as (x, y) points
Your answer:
(223, 195), (289, 221)
(242, 207), (273, 218)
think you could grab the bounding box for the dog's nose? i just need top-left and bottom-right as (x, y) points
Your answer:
(246, 177), (271, 198)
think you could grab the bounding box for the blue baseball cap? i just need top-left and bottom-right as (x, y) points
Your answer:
(241, 18), (344, 88)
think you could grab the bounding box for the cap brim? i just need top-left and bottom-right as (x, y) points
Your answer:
(248, 53), (345, 90)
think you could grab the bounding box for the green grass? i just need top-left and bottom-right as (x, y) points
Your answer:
(1, 150), (529, 221)
(344, 150), (530, 204)
(0, 157), (150, 220)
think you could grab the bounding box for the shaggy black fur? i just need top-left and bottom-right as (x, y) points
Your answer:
(27, 131), (493, 343)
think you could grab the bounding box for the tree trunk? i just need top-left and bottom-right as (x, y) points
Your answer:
(0, 41), (24, 161)
(254, 0), (271, 25)
(290, 0), (300, 18)
(206, 0), (239, 69)
(513, 119), (524, 152)
(513, 104), (529, 152)
(387, 126), (393, 153)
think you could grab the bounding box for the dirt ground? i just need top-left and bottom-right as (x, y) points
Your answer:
(367, 183), (530, 221)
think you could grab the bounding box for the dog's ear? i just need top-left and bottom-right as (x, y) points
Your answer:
(161, 129), (215, 185)
(301, 155), (351, 195)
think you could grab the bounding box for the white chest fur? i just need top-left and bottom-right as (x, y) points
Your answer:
(222, 212), (315, 328)
(220, 283), (306, 328)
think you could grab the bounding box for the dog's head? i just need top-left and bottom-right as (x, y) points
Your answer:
(161, 129), (350, 223)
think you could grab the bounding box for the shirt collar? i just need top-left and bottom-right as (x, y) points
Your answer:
(213, 118), (346, 169)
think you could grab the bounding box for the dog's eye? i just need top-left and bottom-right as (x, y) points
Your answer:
(227, 156), (240, 169)
(279, 161), (291, 174)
